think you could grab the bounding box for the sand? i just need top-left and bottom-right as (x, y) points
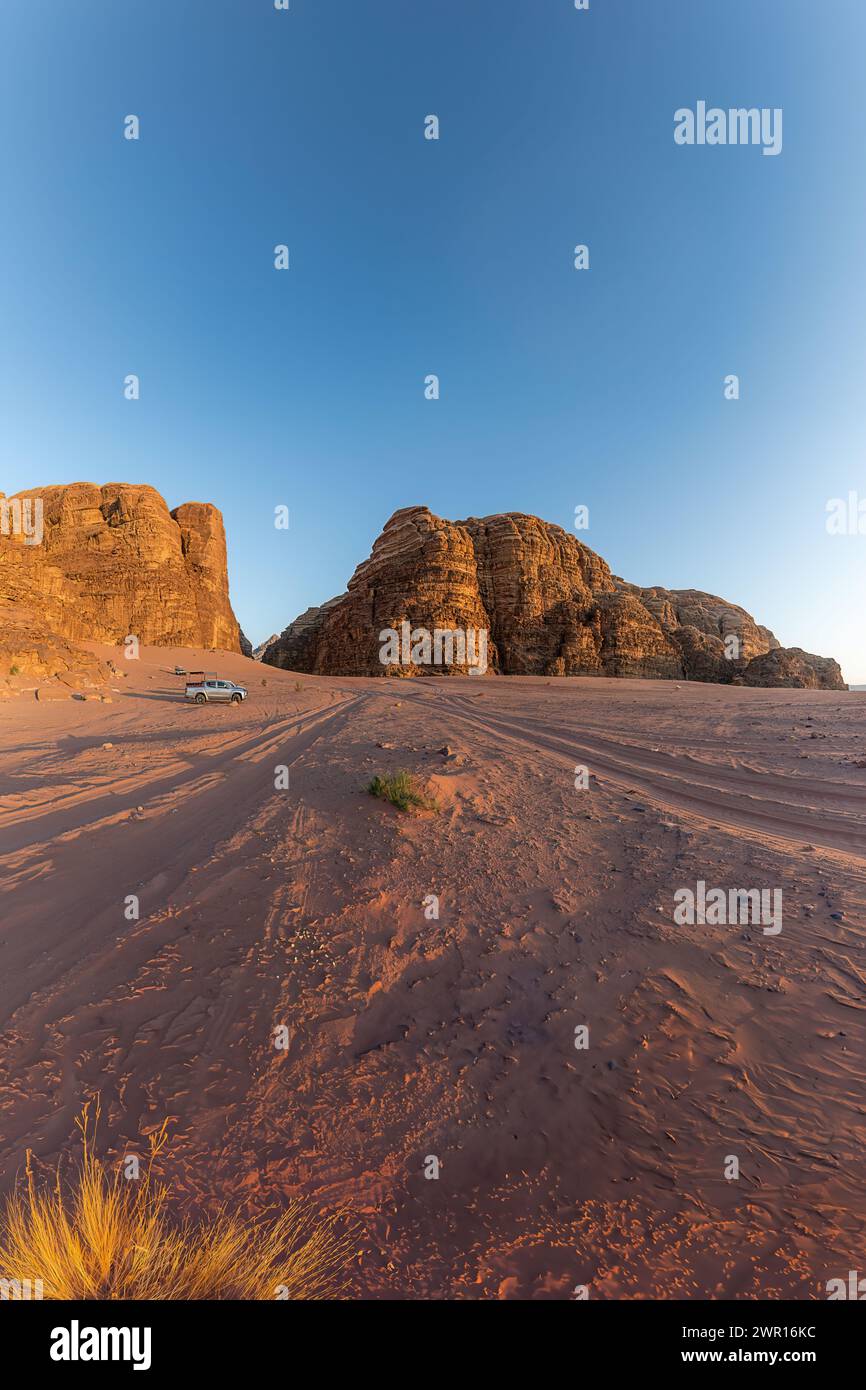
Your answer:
(1, 645), (865, 1299)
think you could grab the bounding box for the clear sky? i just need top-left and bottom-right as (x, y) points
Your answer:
(2, 1), (865, 679)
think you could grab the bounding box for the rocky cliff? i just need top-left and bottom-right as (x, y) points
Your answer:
(263, 506), (846, 689)
(0, 483), (244, 673)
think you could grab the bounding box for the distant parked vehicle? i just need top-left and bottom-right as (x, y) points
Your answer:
(174, 665), (187, 676)
(185, 674), (247, 705)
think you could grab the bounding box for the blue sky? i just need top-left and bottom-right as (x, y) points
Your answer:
(2, 1), (865, 678)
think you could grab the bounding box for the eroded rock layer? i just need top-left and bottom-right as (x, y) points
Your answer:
(0, 483), (244, 671)
(263, 506), (845, 689)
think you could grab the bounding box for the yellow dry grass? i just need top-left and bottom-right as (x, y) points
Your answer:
(0, 1101), (358, 1300)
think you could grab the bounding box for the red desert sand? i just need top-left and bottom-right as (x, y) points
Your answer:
(1, 645), (865, 1298)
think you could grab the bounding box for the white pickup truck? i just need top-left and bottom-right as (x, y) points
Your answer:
(185, 672), (247, 705)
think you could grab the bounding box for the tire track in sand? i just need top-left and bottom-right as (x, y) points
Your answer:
(424, 691), (866, 862)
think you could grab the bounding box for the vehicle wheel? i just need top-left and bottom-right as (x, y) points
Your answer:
(231, 693), (242, 704)
(195, 692), (206, 704)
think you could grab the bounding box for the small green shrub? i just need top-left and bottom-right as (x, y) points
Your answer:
(367, 769), (438, 814)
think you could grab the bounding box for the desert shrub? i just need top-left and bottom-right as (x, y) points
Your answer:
(367, 769), (438, 813)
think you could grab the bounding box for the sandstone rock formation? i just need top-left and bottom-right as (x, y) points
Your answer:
(263, 506), (846, 690)
(0, 483), (245, 676)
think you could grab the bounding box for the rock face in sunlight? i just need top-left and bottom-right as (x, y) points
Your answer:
(0, 483), (245, 668)
(263, 505), (846, 689)
(0, 607), (112, 692)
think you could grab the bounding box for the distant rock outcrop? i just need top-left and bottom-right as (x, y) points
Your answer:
(738, 647), (846, 690)
(252, 633), (280, 662)
(263, 506), (846, 690)
(0, 483), (245, 676)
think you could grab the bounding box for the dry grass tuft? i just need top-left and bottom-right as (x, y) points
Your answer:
(0, 1101), (358, 1300)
